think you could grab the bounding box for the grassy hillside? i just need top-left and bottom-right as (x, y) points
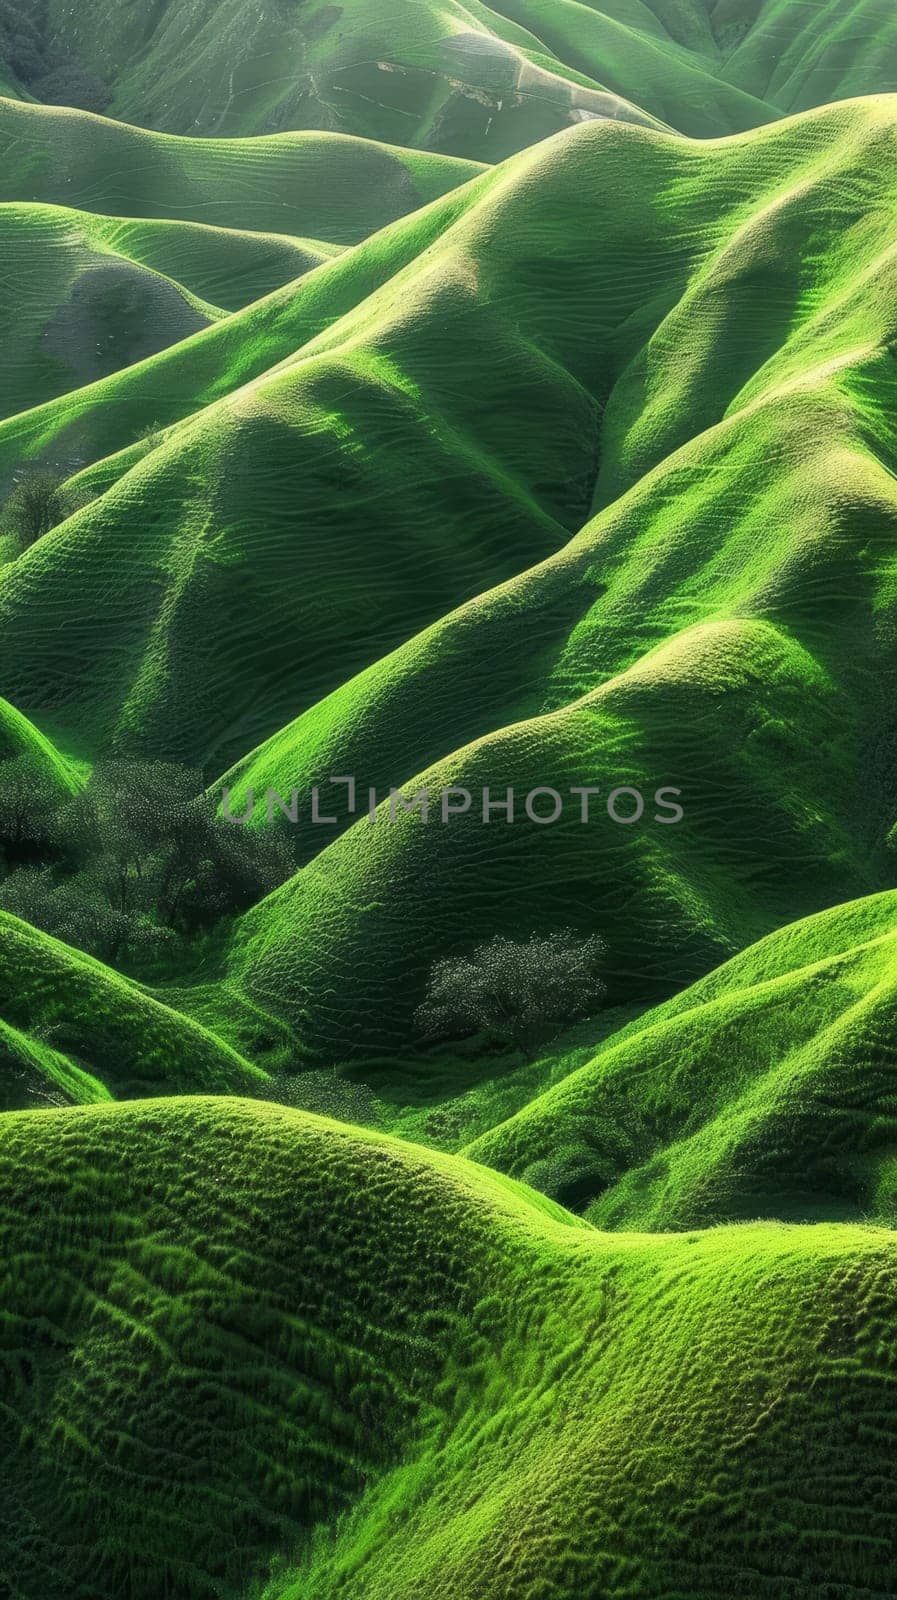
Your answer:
(716, 0), (897, 111)
(75, 218), (339, 316)
(0, 201), (346, 418)
(0, 203), (222, 419)
(109, 94), (897, 1067)
(0, 97), (484, 244)
(0, 103), (895, 1069)
(468, 890), (897, 1224)
(0, 912), (264, 1101)
(0, 1015), (110, 1110)
(1, 1096), (896, 1599)
(2, 102), (896, 760)
(3, 0), (897, 155)
(0, 0), (715, 151)
(0, 698), (79, 787)
(3, 4), (897, 1594)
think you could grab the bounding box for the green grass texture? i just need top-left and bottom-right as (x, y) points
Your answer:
(5, 0), (897, 154)
(1, 1095), (896, 1599)
(0, 697), (79, 788)
(2, 4), (897, 1596)
(0, 101), (896, 1077)
(0, 912), (264, 1104)
(0, 101), (895, 1079)
(8, 0), (897, 154)
(1, 96), (874, 1070)
(469, 889), (897, 1226)
(0, 96), (485, 242)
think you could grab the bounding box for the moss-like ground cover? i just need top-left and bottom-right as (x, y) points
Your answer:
(1, 3), (897, 1596)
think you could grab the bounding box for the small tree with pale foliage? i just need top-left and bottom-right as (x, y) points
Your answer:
(416, 930), (608, 1063)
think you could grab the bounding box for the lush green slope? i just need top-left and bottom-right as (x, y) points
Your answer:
(0, 203), (221, 419)
(1, 102), (896, 1069)
(1, 10), (897, 1594)
(0, 97), (484, 243)
(1, 1096), (896, 1600)
(0, 0), (699, 150)
(0, 144), (571, 763)
(716, 0), (897, 111)
(468, 890), (897, 1224)
(0, 1016), (110, 1110)
(167, 97), (896, 1067)
(0, 912), (264, 1101)
(4, 101), (897, 768)
(72, 216), (339, 316)
(0, 698), (79, 788)
(0, 201), (347, 418)
(4, 0), (897, 156)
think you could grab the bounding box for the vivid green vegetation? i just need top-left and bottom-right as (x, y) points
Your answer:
(0, 197), (354, 418)
(469, 890), (897, 1223)
(0, 911), (264, 1102)
(4, 0), (897, 157)
(0, 203), (223, 417)
(0, 97), (484, 241)
(0, 1015), (111, 1109)
(75, 95), (890, 1071)
(2, 1097), (897, 1600)
(2, 0), (897, 1595)
(3, 0), (897, 155)
(0, 696), (77, 786)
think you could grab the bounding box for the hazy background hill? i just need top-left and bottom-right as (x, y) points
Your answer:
(1, 0), (896, 155)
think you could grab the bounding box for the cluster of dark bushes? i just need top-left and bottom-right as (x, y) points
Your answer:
(0, 0), (45, 84)
(0, 3), (111, 112)
(0, 757), (292, 972)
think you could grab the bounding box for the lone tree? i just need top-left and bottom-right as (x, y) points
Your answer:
(416, 930), (608, 1063)
(1, 467), (80, 551)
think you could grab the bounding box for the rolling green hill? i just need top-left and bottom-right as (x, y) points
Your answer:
(0, 203), (221, 419)
(0, 1015), (110, 1110)
(468, 890), (897, 1225)
(3, 2), (897, 1595)
(2, 100), (896, 763)
(0, 101), (895, 1074)
(0, 911), (264, 1102)
(0, 201), (347, 418)
(2, 1096), (896, 1599)
(716, 0), (897, 112)
(0, 697), (78, 787)
(0, 97), (484, 243)
(3, 0), (897, 157)
(44, 93), (891, 1070)
(0, 0), (708, 150)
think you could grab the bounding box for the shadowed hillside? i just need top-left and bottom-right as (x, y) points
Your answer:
(0, 0), (711, 148)
(0, 97), (484, 241)
(3, 0), (897, 155)
(0, 203), (222, 418)
(0, 912), (264, 1103)
(469, 890), (897, 1225)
